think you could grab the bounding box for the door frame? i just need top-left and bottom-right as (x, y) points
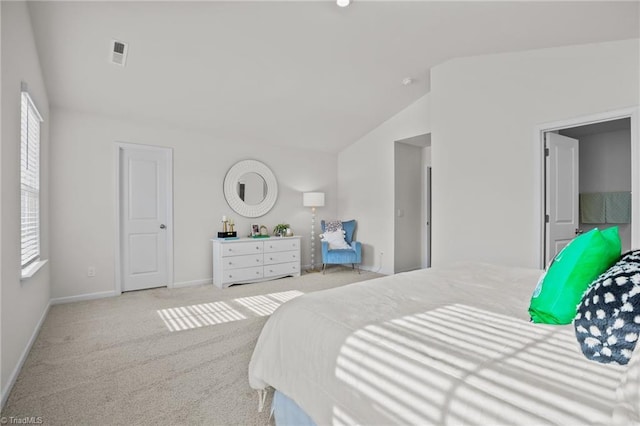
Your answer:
(423, 165), (432, 268)
(115, 142), (174, 294)
(534, 107), (639, 268)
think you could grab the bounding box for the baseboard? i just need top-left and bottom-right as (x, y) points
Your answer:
(1, 300), (51, 410)
(50, 290), (119, 305)
(350, 264), (387, 275)
(301, 263), (338, 270)
(367, 266), (391, 275)
(302, 263), (386, 275)
(50, 280), (215, 302)
(171, 278), (212, 289)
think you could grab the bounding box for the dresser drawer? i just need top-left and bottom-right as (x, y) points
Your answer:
(222, 254), (263, 270)
(264, 239), (300, 253)
(264, 250), (298, 265)
(264, 261), (300, 278)
(221, 241), (263, 257)
(222, 266), (263, 284)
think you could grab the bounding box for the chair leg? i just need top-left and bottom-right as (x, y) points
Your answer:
(322, 264), (326, 274)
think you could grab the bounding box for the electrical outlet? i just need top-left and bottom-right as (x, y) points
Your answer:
(88, 266), (96, 277)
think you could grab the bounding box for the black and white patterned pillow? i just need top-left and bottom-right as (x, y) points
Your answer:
(324, 220), (343, 233)
(574, 250), (640, 365)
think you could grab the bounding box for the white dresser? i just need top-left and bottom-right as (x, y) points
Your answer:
(211, 236), (301, 289)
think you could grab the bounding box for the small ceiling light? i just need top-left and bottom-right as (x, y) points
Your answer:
(337, 0), (350, 7)
(402, 77), (413, 86)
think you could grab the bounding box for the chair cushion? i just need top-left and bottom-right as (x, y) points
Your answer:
(323, 247), (358, 264)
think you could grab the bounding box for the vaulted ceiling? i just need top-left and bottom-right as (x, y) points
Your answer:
(28, 1), (639, 153)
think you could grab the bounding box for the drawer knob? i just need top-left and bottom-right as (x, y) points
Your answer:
(270, 257), (273, 261)
(256, 246), (260, 250)
(228, 275), (232, 278)
(256, 259), (260, 262)
(256, 271), (260, 275)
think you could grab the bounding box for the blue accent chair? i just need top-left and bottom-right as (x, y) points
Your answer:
(320, 219), (362, 274)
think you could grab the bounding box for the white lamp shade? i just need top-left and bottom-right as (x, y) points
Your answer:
(303, 192), (325, 207)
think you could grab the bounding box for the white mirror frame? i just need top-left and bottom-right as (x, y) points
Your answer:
(223, 160), (278, 218)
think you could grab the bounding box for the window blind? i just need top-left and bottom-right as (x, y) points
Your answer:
(21, 90), (42, 269)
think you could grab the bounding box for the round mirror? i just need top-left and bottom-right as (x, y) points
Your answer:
(237, 172), (266, 205)
(224, 160), (278, 217)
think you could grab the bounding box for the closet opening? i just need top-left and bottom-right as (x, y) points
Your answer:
(541, 115), (635, 266)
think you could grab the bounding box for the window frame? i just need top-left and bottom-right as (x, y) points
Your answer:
(20, 88), (43, 276)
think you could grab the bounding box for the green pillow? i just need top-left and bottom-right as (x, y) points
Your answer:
(529, 227), (621, 324)
(601, 226), (622, 255)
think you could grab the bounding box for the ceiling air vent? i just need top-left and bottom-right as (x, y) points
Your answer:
(110, 40), (128, 66)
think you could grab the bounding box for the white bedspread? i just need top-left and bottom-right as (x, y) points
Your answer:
(248, 262), (627, 425)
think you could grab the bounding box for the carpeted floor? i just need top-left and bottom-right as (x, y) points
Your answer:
(2, 268), (382, 425)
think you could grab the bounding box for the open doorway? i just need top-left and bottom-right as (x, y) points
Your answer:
(394, 133), (431, 273)
(543, 118), (632, 265)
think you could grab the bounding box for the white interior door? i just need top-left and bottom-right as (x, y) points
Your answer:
(120, 146), (171, 291)
(545, 132), (579, 264)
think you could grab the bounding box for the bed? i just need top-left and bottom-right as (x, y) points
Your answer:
(248, 262), (639, 425)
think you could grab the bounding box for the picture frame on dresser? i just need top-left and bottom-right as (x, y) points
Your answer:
(251, 223), (260, 237)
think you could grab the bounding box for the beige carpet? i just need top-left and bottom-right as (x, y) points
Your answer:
(2, 268), (382, 425)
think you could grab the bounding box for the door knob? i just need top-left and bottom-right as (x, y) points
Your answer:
(160, 224), (166, 229)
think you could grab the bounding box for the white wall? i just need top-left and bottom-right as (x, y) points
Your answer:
(430, 39), (639, 268)
(49, 108), (337, 299)
(577, 128), (632, 251)
(579, 128), (632, 194)
(337, 95), (430, 275)
(394, 142), (422, 273)
(1, 1), (51, 404)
